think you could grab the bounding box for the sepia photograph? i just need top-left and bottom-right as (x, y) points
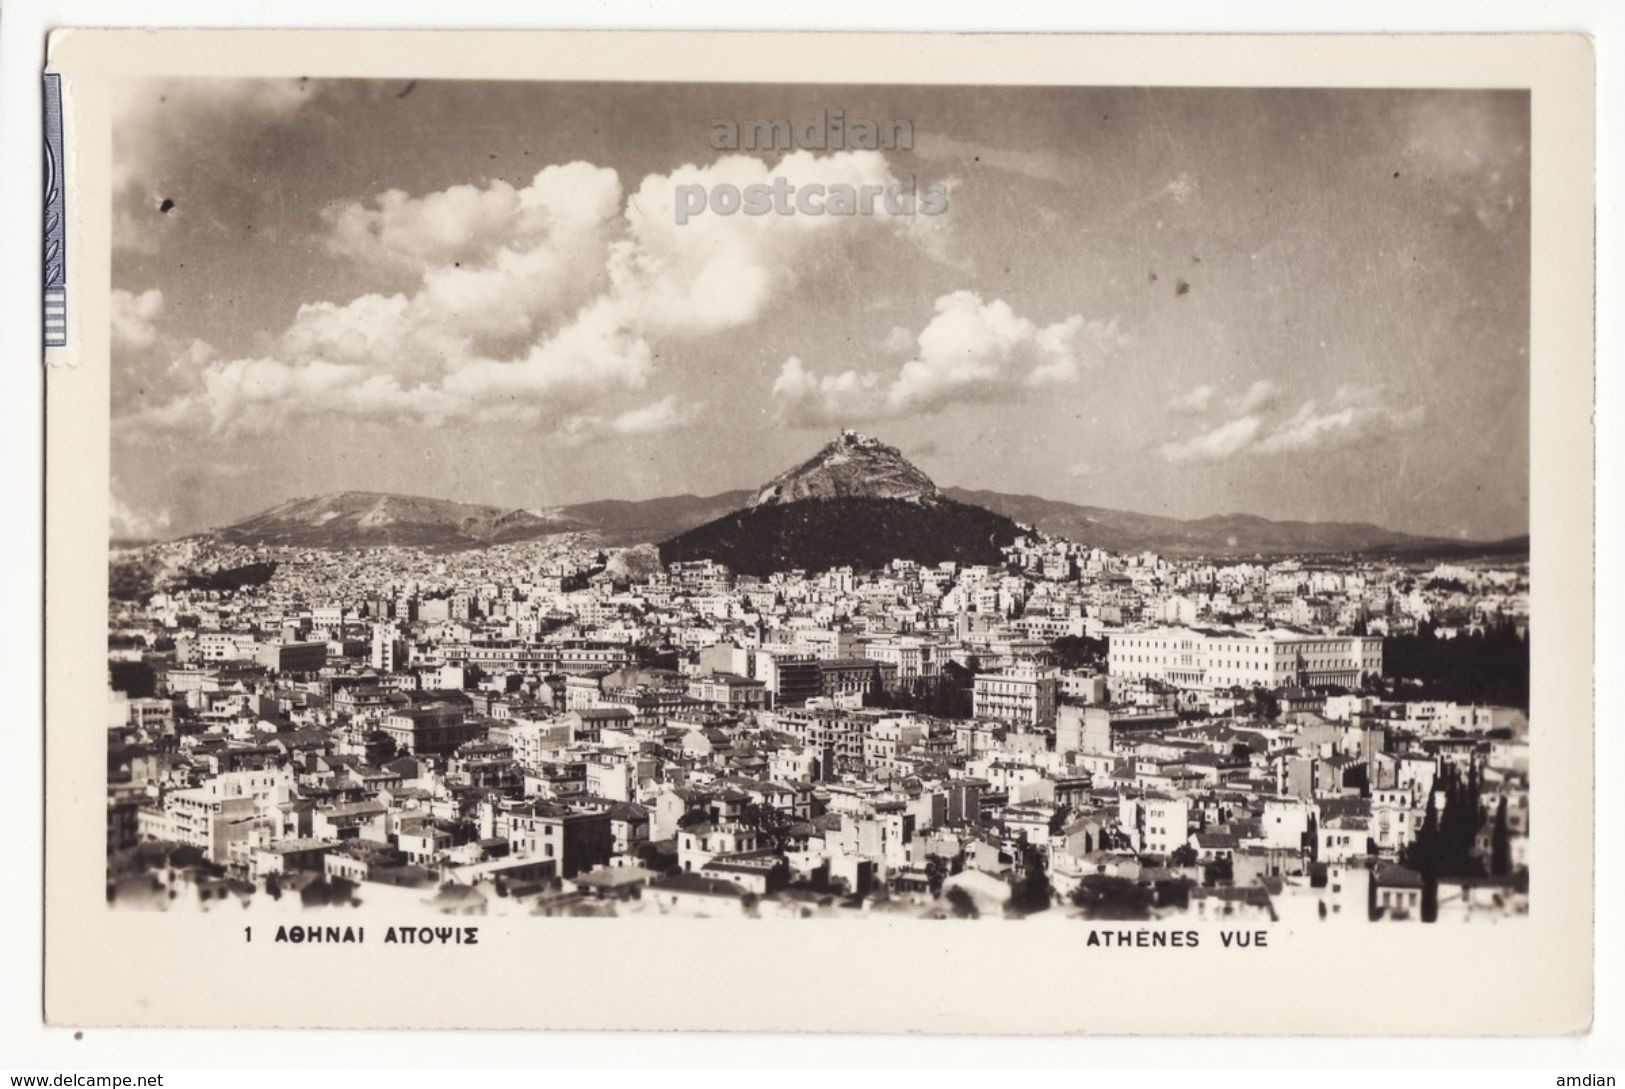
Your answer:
(33, 28), (1596, 1039)
(104, 77), (1533, 926)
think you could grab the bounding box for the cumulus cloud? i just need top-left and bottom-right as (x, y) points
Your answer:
(126, 149), (951, 439)
(109, 290), (221, 415)
(1169, 383), (1216, 414)
(1159, 415), (1265, 464)
(891, 292), (1067, 411)
(192, 358), (376, 433)
(883, 325), (915, 354)
(771, 357), (884, 426)
(438, 297), (654, 416)
(559, 395), (706, 445)
(613, 150), (942, 337)
(773, 291), (1124, 427)
(609, 395), (704, 435)
(1158, 383), (1423, 463)
(1252, 385), (1425, 454)
(1226, 379), (1283, 415)
(323, 168), (611, 271)
(1170, 378), (1280, 417)
(302, 162), (624, 374)
(111, 288), (165, 351)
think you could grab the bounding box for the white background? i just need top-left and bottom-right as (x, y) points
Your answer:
(1, 0), (1618, 1073)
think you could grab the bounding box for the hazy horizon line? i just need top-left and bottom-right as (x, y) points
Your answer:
(108, 479), (1532, 547)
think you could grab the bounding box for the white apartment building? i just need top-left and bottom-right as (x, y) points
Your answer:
(972, 665), (1059, 727)
(198, 631), (259, 662)
(125, 697), (176, 733)
(500, 719), (572, 769)
(141, 767), (295, 863)
(371, 622), (410, 673)
(862, 716), (924, 772)
(1118, 794), (1190, 856)
(791, 627), (860, 660)
(1015, 614), (1086, 640)
(864, 636), (941, 683)
(1106, 625), (1383, 691)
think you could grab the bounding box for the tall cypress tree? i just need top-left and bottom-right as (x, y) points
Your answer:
(1010, 843), (1052, 916)
(1429, 760), (1483, 878)
(1491, 796), (1511, 877)
(1434, 764), (1456, 856)
(1464, 760), (1485, 872)
(1411, 788), (1440, 923)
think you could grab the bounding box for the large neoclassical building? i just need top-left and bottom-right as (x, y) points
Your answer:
(1106, 624), (1383, 691)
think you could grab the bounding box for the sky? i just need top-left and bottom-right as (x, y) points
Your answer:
(110, 80), (1530, 541)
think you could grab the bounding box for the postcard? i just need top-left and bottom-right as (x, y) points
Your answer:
(42, 29), (1595, 1033)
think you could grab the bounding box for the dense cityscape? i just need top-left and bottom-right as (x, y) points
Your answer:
(105, 435), (1532, 926)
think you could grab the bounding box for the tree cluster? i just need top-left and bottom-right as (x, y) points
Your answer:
(738, 801), (797, 850)
(1069, 874), (1154, 919)
(865, 662), (975, 718)
(1383, 617), (1529, 709)
(1048, 635), (1107, 671)
(1006, 843), (1053, 916)
(1403, 760), (1487, 921)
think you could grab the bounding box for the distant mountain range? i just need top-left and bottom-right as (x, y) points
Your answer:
(215, 492), (571, 550)
(202, 432), (1526, 561)
(209, 489), (752, 551)
(939, 489), (1527, 559)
